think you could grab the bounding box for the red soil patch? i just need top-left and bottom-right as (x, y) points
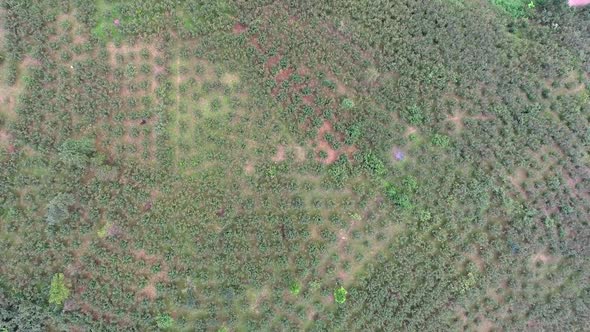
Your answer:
(531, 252), (557, 264)
(154, 65), (166, 75)
(447, 112), (495, 131)
(405, 126), (417, 137)
(244, 161), (255, 175)
(316, 140), (339, 164)
(302, 95), (315, 106)
(0, 130), (13, 153)
(272, 145), (286, 162)
(509, 168), (528, 199)
(275, 68), (294, 83)
(132, 249), (159, 265)
(569, 0), (590, 6)
(249, 36), (263, 52)
(22, 55), (42, 67)
(232, 22), (248, 34)
(314, 121), (357, 164)
(80, 302), (102, 321)
(138, 284), (157, 301)
(265, 55), (281, 69)
(316, 122), (338, 164)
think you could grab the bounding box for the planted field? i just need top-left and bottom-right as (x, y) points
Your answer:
(0, 1), (589, 331)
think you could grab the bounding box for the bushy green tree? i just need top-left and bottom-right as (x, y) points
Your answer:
(341, 98), (354, 109)
(334, 286), (348, 304)
(48, 273), (69, 306)
(290, 281), (301, 296)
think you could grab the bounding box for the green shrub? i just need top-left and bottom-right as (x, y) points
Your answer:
(490, 0), (529, 17)
(334, 286), (348, 304)
(341, 98), (354, 109)
(59, 138), (96, 167)
(403, 105), (425, 125)
(290, 281), (301, 296)
(155, 314), (174, 329)
(363, 152), (386, 176)
(431, 134), (450, 148)
(48, 273), (69, 306)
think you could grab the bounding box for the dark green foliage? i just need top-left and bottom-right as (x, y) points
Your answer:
(0, 291), (51, 332)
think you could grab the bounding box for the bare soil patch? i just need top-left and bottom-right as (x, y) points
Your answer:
(138, 284), (157, 301)
(302, 95), (315, 106)
(275, 68), (294, 83)
(265, 55), (281, 69)
(244, 161), (255, 175)
(293, 146), (306, 162)
(447, 112), (495, 132)
(272, 145), (286, 162)
(132, 249), (160, 265)
(314, 121), (356, 164)
(477, 317), (495, 332)
(405, 126), (417, 137)
(467, 252), (486, 272)
(531, 252), (558, 265)
(232, 22), (248, 34)
(509, 168), (528, 198)
(221, 73), (240, 86)
(249, 36), (263, 52)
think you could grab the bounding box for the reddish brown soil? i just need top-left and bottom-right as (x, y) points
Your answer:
(315, 121), (339, 164)
(275, 68), (294, 83)
(314, 121), (357, 164)
(249, 36), (263, 52)
(138, 284), (157, 301)
(132, 249), (160, 265)
(232, 22), (248, 34)
(265, 55), (281, 69)
(244, 162), (255, 175)
(272, 145), (286, 162)
(302, 95), (315, 106)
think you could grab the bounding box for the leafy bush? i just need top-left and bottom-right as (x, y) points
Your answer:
(290, 282), (301, 296)
(402, 105), (425, 125)
(363, 152), (386, 176)
(48, 273), (69, 306)
(334, 286), (348, 304)
(341, 98), (355, 109)
(58, 138), (96, 167)
(155, 314), (174, 329)
(431, 134), (450, 148)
